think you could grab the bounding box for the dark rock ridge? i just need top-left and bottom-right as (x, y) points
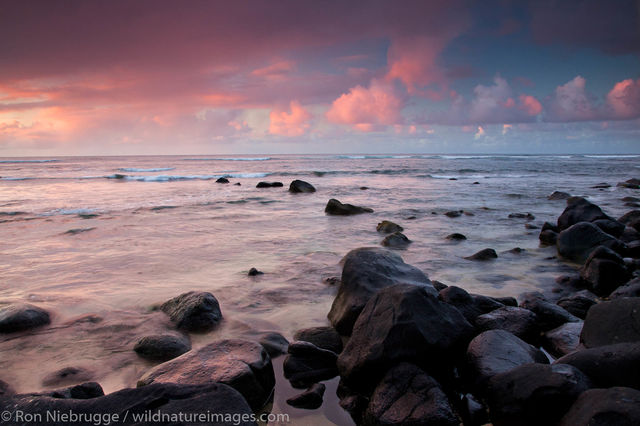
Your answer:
(160, 291), (222, 332)
(376, 220), (403, 234)
(328, 247), (434, 335)
(486, 363), (592, 426)
(2, 383), (256, 426)
(362, 363), (458, 426)
(0, 303), (51, 333)
(337, 283), (474, 390)
(137, 339), (275, 411)
(325, 198), (373, 215)
(256, 181), (283, 188)
(286, 383), (325, 409)
(133, 332), (191, 361)
(289, 179), (316, 193)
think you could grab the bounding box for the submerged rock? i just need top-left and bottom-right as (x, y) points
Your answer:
(376, 220), (403, 234)
(286, 383), (325, 409)
(338, 284), (474, 390)
(134, 332), (191, 361)
(42, 367), (94, 387)
(289, 179), (316, 193)
(559, 387), (640, 426)
(445, 232), (467, 241)
(137, 339), (274, 411)
(486, 363), (592, 426)
(328, 247), (434, 335)
(464, 248), (497, 261)
(363, 363), (458, 426)
(548, 191), (571, 200)
(324, 198), (373, 215)
(160, 291), (222, 332)
(248, 267), (263, 276)
(256, 181), (283, 188)
(0, 303), (50, 333)
(216, 177), (229, 183)
(444, 210), (462, 218)
(381, 232), (412, 249)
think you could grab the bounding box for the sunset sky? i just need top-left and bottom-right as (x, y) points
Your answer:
(1, 0), (639, 156)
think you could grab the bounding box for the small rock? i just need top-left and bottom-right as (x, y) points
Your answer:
(286, 383), (325, 409)
(445, 233), (467, 241)
(556, 290), (597, 319)
(216, 177), (229, 183)
(160, 291), (222, 332)
(324, 199), (373, 215)
(445, 210), (462, 218)
(559, 387), (640, 425)
(293, 326), (343, 353)
(591, 182), (611, 189)
(544, 322), (583, 357)
(376, 220), (403, 234)
(519, 292), (580, 331)
(256, 181), (283, 188)
(539, 229), (558, 245)
(42, 367), (93, 387)
(525, 223), (539, 229)
(134, 333), (191, 361)
(44, 382), (105, 400)
(548, 191), (571, 200)
(0, 303), (51, 333)
(464, 248), (497, 261)
(289, 180), (316, 193)
(0, 380), (15, 397)
(381, 232), (412, 249)
(248, 267), (263, 276)
(283, 341), (338, 388)
(508, 212), (535, 220)
(257, 332), (289, 358)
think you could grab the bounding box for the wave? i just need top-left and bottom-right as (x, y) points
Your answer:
(117, 167), (175, 172)
(0, 177), (35, 181)
(0, 159), (59, 164)
(337, 155), (412, 159)
(106, 172), (270, 182)
(583, 155), (640, 159)
(183, 157), (271, 161)
(42, 208), (98, 216)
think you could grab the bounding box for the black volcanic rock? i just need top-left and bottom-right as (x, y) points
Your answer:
(160, 291), (222, 332)
(0, 304), (50, 333)
(289, 179), (316, 193)
(324, 198), (373, 215)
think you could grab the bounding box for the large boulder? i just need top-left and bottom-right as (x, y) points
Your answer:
(580, 246), (631, 296)
(466, 330), (548, 390)
(581, 297), (640, 347)
(0, 304), (50, 333)
(555, 342), (640, 389)
(560, 387), (640, 426)
(556, 222), (622, 263)
(337, 284), (474, 390)
(486, 363), (592, 426)
(475, 306), (539, 343)
(160, 291), (222, 332)
(134, 332), (191, 361)
(519, 292), (580, 331)
(362, 363), (458, 426)
(293, 326), (343, 353)
(283, 341), (338, 388)
(2, 383), (256, 426)
(325, 198), (373, 215)
(289, 179), (316, 193)
(328, 247), (434, 335)
(557, 197), (612, 231)
(137, 339), (274, 410)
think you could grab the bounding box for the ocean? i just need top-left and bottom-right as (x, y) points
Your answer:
(1, 154), (639, 424)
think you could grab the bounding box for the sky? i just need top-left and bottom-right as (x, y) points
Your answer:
(1, 0), (639, 156)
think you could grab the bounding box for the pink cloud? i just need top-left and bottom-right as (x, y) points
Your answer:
(519, 95), (543, 116)
(269, 101), (312, 137)
(606, 78), (640, 120)
(326, 80), (404, 130)
(547, 76), (595, 121)
(251, 60), (296, 81)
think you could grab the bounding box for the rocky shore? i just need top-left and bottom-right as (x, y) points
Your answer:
(1, 179), (639, 425)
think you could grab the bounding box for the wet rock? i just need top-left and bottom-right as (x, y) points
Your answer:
(559, 387), (640, 426)
(42, 367), (94, 387)
(323, 276), (341, 286)
(556, 290), (597, 319)
(548, 191), (571, 200)
(248, 267), (263, 276)
(525, 223), (539, 229)
(0, 303), (51, 333)
(376, 220), (403, 234)
(381, 232), (411, 249)
(288, 179), (316, 193)
(363, 363), (458, 426)
(40, 382), (105, 400)
(506, 247), (526, 254)
(216, 177), (229, 183)
(464, 248), (497, 261)
(134, 332), (191, 361)
(591, 182), (611, 189)
(460, 393), (489, 426)
(580, 246), (631, 296)
(508, 212), (535, 220)
(328, 247), (434, 335)
(620, 225), (640, 243)
(539, 229), (558, 245)
(542, 221), (559, 233)
(0, 380), (15, 397)
(544, 322), (583, 357)
(445, 232), (467, 241)
(293, 326), (343, 353)
(581, 298), (640, 347)
(466, 330), (548, 390)
(475, 306), (539, 343)
(283, 341), (338, 388)
(438, 286), (503, 325)
(160, 291), (222, 332)
(519, 292), (580, 331)
(431, 280), (448, 291)
(324, 198), (373, 215)
(556, 221), (622, 263)
(622, 196), (640, 202)
(137, 339), (275, 411)
(338, 284), (473, 390)
(555, 342), (640, 389)
(256, 181), (283, 188)
(4, 383), (256, 426)
(593, 218), (625, 237)
(492, 296), (518, 307)
(286, 383), (325, 409)
(609, 277), (640, 299)
(557, 197), (613, 231)
(617, 178), (640, 189)
(619, 210), (640, 232)
(258, 332), (289, 358)
(444, 210), (462, 218)
(486, 363), (592, 426)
